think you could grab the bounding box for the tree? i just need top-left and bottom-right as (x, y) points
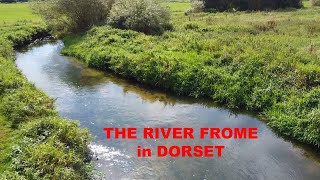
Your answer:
(32, 0), (114, 35)
(0, 0), (17, 3)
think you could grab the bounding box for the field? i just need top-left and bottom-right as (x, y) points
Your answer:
(166, 2), (190, 12)
(63, 1), (320, 147)
(0, 3), (40, 24)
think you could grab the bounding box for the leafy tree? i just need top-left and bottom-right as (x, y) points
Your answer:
(109, 0), (172, 35)
(32, 0), (114, 35)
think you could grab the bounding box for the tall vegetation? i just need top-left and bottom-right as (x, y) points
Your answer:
(0, 24), (92, 179)
(203, 0), (303, 11)
(63, 4), (320, 148)
(108, 0), (172, 35)
(311, 0), (320, 6)
(187, 0), (205, 13)
(32, 0), (172, 35)
(31, 0), (113, 35)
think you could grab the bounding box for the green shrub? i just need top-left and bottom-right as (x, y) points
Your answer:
(109, 0), (172, 35)
(187, 0), (205, 13)
(31, 0), (113, 35)
(0, 86), (56, 127)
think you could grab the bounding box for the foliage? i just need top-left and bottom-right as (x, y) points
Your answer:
(311, 0), (320, 6)
(187, 0), (205, 13)
(0, 22), (92, 178)
(109, 0), (172, 35)
(0, 24), (47, 46)
(10, 117), (91, 179)
(63, 4), (320, 147)
(0, 86), (57, 127)
(31, 0), (113, 35)
(203, 0), (303, 11)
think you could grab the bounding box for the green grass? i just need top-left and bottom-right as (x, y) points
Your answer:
(0, 4), (92, 179)
(63, 2), (320, 148)
(165, 2), (190, 12)
(304, 0), (312, 7)
(0, 3), (41, 24)
(0, 115), (14, 172)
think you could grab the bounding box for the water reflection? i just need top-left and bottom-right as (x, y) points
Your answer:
(16, 41), (320, 180)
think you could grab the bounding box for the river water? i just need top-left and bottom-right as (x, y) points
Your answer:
(15, 41), (320, 180)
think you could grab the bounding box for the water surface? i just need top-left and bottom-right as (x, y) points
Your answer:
(16, 41), (320, 180)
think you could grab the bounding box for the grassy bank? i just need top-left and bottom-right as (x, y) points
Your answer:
(62, 2), (320, 147)
(0, 4), (92, 179)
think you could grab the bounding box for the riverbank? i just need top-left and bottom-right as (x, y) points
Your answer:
(62, 3), (320, 148)
(15, 40), (320, 179)
(0, 23), (92, 179)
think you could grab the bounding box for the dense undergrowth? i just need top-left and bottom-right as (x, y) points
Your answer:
(0, 23), (92, 179)
(63, 4), (320, 147)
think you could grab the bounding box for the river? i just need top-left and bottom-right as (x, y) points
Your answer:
(15, 41), (320, 180)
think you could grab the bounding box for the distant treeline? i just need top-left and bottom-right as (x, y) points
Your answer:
(203, 0), (303, 10)
(0, 0), (28, 3)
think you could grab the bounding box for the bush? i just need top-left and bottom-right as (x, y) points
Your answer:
(109, 0), (172, 35)
(311, 0), (320, 6)
(187, 0), (205, 13)
(203, 0), (302, 11)
(32, 0), (114, 35)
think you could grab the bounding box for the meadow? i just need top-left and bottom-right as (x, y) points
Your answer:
(63, 1), (320, 147)
(0, 3), (40, 24)
(0, 3), (92, 179)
